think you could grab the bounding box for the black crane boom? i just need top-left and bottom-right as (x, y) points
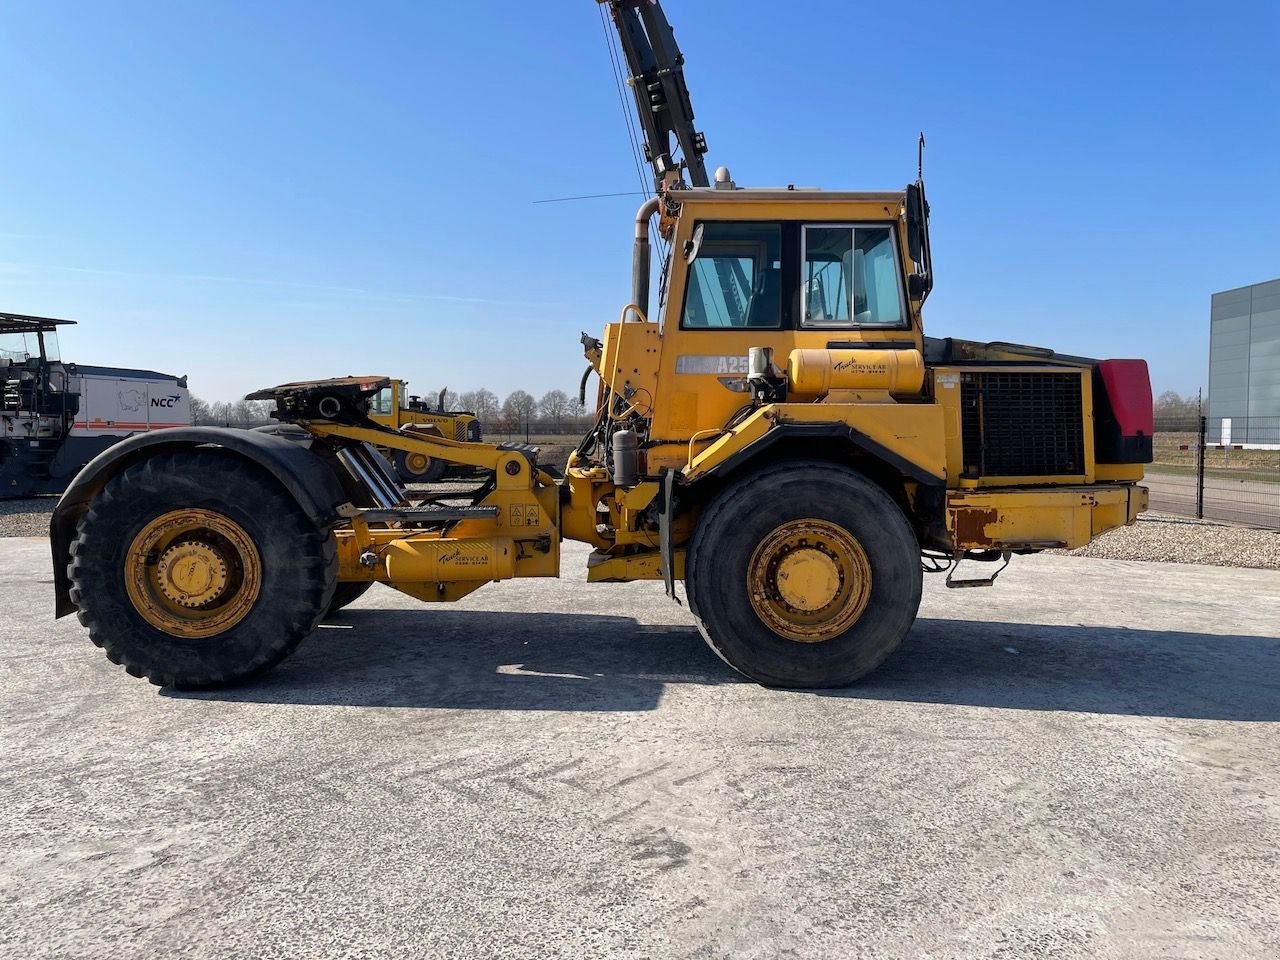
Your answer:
(599, 0), (710, 190)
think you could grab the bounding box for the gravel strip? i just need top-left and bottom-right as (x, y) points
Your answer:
(0, 498), (55, 538)
(1053, 511), (1280, 570)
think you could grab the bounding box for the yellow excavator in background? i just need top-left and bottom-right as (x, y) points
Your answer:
(49, 0), (1152, 691)
(365, 380), (481, 483)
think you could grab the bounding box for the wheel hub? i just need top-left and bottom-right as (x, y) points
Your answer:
(125, 509), (263, 639)
(774, 547), (841, 612)
(156, 541), (228, 608)
(747, 519), (873, 643)
(405, 452), (431, 474)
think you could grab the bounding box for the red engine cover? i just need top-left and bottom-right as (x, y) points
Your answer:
(1097, 359), (1153, 436)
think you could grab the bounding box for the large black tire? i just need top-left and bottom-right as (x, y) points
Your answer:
(394, 449), (446, 483)
(686, 461), (921, 688)
(326, 580), (373, 617)
(67, 450), (337, 689)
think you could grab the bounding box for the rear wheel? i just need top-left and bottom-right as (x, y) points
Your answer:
(686, 461), (921, 688)
(68, 450), (337, 688)
(394, 449), (446, 483)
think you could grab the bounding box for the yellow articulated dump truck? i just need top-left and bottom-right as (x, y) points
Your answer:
(49, 0), (1151, 690)
(365, 380), (481, 483)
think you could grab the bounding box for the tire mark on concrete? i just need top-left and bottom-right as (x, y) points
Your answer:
(672, 766), (716, 787)
(600, 800), (650, 825)
(605, 761), (671, 792)
(499, 778), (550, 801)
(525, 756), (587, 781)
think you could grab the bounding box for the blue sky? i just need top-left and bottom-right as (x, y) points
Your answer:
(1, 1), (1276, 403)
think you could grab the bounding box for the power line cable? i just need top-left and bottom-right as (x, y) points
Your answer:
(533, 190), (648, 204)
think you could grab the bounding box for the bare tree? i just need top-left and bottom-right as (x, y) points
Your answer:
(502, 390), (536, 435)
(222, 398), (273, 428)
(207, 401), (231, 426)
(459, 388), (500, 422)
(1154, 390), (1199, 421)
(189, 398), (273, 428)
(538, 389), (571, 430)
(190, 395), (212, 425)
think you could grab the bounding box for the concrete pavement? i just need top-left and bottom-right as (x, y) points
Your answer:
(3, 538), (1279, 959)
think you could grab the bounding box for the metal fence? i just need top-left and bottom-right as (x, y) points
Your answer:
(1148, 416), (1280, 529)
(486, 418), (595, 442)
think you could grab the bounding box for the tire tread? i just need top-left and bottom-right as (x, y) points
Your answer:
(68, 450), (337, 688)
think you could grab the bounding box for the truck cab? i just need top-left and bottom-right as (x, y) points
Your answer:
(575, 183), (1152, 568)
(602, 189), (927, 469)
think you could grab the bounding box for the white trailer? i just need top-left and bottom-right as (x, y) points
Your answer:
(1, 313), (192, 497)
(65, 365), (192, 438)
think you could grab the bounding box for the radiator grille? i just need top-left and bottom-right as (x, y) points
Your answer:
(453, 421), (467, 441)
(960, 372), (1085, 477)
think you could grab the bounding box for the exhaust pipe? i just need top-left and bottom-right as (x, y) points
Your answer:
(632, 197), (660, 321)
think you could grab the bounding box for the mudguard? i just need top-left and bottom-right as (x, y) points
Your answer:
(49, 427), (348, 619)
(690, 421), (946, 487)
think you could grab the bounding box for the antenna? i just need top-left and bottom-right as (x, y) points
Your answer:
(906, 133), (934, 304)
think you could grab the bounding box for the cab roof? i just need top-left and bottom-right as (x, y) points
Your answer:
(668, 188), (906, 204)
(0, 312), (76, 335)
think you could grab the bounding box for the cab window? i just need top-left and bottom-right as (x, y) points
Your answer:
(802, 225), (905, 327)
(680, 223), (783, 329)
(370, 387), (393, 415)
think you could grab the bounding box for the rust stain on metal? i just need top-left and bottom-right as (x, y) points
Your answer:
(953, 507), (998, 547)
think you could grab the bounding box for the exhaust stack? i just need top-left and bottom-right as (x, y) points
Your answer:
(631, 197), (660, 320)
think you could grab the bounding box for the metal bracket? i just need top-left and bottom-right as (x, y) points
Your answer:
(357, 505), (499, 524)
(658, 468), (679, 604)
(944, 550), (1011, 589)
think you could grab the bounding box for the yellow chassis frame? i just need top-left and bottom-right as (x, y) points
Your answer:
(303, 399), (1147, 598)
(305, 421), (561, 601)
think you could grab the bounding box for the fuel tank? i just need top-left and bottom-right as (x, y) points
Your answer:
(787, 349), (925, 400)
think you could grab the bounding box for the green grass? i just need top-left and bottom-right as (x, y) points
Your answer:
(1148, 463), (1280, 485)
(1154, 434), (1280, 471)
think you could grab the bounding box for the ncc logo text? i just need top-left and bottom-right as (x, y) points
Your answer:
(150, 395), (182, 408)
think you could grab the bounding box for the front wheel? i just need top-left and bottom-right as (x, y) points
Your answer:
(394, 449), (446, 483)
(67, 450), (337, 688)
(686, 462), (922, 688)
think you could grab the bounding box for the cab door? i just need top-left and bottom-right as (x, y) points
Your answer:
(650, 221), (794, 446)
(649, 216), (921, 463)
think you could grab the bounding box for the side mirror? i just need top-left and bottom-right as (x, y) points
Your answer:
(904, 181), (933, 303)
(683, 223), (705, 263)
(905, 183), (925, 263)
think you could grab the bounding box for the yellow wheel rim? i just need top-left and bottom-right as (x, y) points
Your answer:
(404, 452), (432, 476)
(125, 508), (262, 639)
(747, 518), (872, 643)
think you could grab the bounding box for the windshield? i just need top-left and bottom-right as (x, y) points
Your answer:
(0, 332), (42, 363)
(680, 222), (783, 329)
(802, 225), (905, 327)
